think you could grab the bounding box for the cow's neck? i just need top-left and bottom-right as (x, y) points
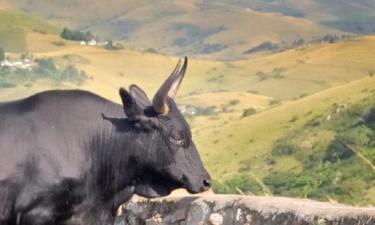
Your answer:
(88, 122), (150, 205)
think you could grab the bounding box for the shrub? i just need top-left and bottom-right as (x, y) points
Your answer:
(145, 48), (158, 54)
(225, 175), (263, 195)
(292, 38), (304, 47)
(35, 58), (57, 75)
(212, 179), (230, 194)
(51, 41), (66, 46)
(0, 48), (4, 61)
(256, 71), (267, 81)
(324, 137), (354, 163)
(364, 107), (375, 127)
(242, 108), (256, 118)
(305, 117), (321, 127)
(228, 99), (240, 106)
(270, 99), (281, 106)
(299, 93), (309, 98)
(289, 116), (298, 123)
(271, 139), (299, 156)
(263, 171), (297, 195)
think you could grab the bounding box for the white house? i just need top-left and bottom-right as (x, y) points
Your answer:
(88, 39), (97, 46)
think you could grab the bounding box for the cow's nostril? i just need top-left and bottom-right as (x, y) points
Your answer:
(203, 179), (211, 188)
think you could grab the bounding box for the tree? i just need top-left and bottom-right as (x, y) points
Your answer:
(0, 48), (5, 61)
(60, 28), (94, 42)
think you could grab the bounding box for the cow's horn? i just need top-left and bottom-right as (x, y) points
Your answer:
(152, 57), (188, 114)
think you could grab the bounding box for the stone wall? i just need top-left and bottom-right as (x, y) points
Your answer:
(115, 195), (375, 225)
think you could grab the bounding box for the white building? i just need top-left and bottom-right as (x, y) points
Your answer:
(87, 39), (97, 46)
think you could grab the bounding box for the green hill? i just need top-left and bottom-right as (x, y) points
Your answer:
(0, 10), (58, 52)
(194, 76), (375, 205)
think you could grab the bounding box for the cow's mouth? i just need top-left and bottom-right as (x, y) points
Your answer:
(134, 173), (182, 198)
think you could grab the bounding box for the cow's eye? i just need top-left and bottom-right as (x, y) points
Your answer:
(169, 135), (184, 146)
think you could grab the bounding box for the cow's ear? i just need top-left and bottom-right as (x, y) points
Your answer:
(129, 84), (151, 109)
(119, 87), (143, 118)
(119, 87), (158, 130)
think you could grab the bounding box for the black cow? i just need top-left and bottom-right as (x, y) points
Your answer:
(0, 57), (211, 225)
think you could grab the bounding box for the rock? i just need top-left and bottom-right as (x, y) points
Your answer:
(186, 200), (210, 225)
(119, 195), (375, 225)
(209, 213), (223, 225)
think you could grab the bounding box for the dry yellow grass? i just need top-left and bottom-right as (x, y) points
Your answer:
(2, 33), (373, 112)
(178, 91), (271, 112)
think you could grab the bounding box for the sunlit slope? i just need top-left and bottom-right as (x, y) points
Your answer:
(0, 10), (58, 52)
(2, 34), (374, 106)
(191, 76), (375, 181)
(232, 36), (375, 100)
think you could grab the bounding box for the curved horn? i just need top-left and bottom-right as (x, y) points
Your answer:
(153, 57), (188, 114)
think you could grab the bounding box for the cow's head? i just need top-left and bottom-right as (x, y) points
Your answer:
(119, 57), (211, 198)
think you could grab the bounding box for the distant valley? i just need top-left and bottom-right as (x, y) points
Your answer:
(2, 0), (374, 59)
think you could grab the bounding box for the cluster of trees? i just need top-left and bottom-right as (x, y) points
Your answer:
(244, 41), (280, 54)
(316, 34), (352, 44)
(33, 58), (88, 85)
(60, 28), (94, 42)
(244, 34), (353, 55)
(0, 58), (88, 87)
(60, 28), (126, 51)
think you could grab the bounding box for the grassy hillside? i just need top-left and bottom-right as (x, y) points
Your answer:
(0, 10), (58, 52)
(1, 0), (344, 60)
(198, 76), (375, 203)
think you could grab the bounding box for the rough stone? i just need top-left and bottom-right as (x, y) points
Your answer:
(209, 213), (223, 225)
(186, 200), (210, 225)
(118, 195), (375, 225)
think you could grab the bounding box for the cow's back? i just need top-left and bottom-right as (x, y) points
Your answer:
(0, 90), (123, 182)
